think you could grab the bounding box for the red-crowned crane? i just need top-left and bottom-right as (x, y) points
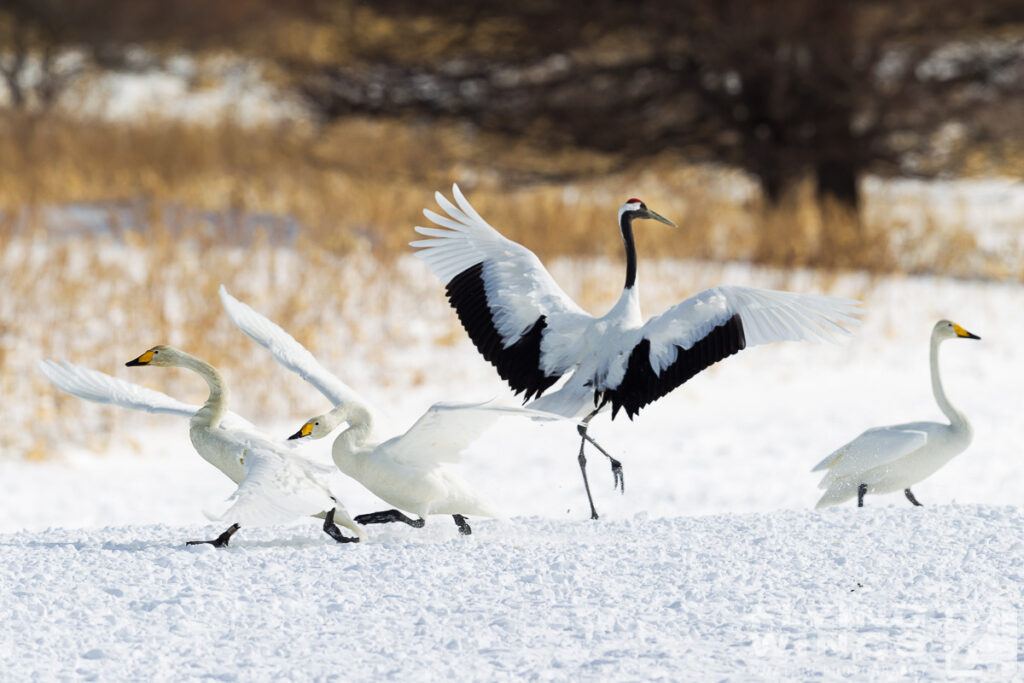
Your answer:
(412, 184), (862, 519)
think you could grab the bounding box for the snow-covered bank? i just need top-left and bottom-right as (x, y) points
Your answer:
(2, 507), (1021, 680)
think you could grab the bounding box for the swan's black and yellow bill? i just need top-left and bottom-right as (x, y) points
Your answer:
(288, 422), (314, 440)
(953, 324), (980, 340)
(126, 349), (156, 366)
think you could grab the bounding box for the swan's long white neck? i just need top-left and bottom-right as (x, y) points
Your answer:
(172, 351), (230, 429)
(324, 402), (375, 472)
(930, 335), (966, 428)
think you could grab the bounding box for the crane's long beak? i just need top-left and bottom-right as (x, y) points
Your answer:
(288, 423), (314, 440)
(126, 350), (154, 366)
(643, 208), (676, 227)
(953, 324), (980, 340)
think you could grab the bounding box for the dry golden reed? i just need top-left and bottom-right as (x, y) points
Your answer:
(0, 114), (1013, 460)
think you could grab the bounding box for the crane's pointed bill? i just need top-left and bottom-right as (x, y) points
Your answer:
(126, 350), (155, 366)
(288, 422), (314, 440)
(644, 208), (676, 227)
(952, 324), (980, 340)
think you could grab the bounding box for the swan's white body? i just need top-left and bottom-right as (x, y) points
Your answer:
(294, 402), (511, 521)
(813, 320), (978, 508)
(42, 347), (364, 540)
(219, 286), (554, 526)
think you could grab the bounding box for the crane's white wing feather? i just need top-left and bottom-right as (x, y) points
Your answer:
(38, 359), (256, 432)
(642, 286), (860, 369)
(412, 184), (589, 344)
(219, 286), (373, 411)
(381, 401), (559, 466)
(812, 425), (929, 486)
(209, 442), (338, 527)
(600, 286), (861, 418)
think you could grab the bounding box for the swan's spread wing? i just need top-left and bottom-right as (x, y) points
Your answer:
(219, 286), (371, 410)
(211, 443), (337, 527)
(603, 286), (862, 419)
(812, 425), (929, 484)
(412, 184), (591, 400)
(383, 402), (556, 466)
(38, 359), (256, 432)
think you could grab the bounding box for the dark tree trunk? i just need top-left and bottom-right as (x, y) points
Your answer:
(814, 159), (860, 210)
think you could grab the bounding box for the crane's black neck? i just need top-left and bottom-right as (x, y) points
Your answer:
(621, 212), (638, 289)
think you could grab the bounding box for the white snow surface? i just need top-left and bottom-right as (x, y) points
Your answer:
(4, 261), (1024, 679)
(2, 508), (1022, 680)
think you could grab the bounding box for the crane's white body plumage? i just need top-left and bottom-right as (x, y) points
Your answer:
(813, 320), (978, 508)
(413, 184), (862, 420)
(220, 286), (555, 526)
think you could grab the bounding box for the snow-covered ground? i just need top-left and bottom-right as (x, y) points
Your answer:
(3, 256), (1024, 679)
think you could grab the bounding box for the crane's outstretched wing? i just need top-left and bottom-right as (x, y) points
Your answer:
(381, 401), (559, 466)
(219, 286), (374, 411)
(38, 359), (256, 432)
(412, 184), (591, 401)
(208, 442), (347, 528)
(812, 424), (929, 486)
(603, 286), (862, 419)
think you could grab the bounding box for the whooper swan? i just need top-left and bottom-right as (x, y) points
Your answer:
(219, 285), (555, 536)
(121, 345), (365, 546)
(812, 320), (979, 509)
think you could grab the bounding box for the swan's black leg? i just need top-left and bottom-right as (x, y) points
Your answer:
(355, 509), (425, 528)
(904, 489), (923, 507)
(452, 514), (472, 536)
(857, 484), (868, 508)
(577, 411), (624, 494)
(187, 523), (240, 548)
(322, 508), (360, 544)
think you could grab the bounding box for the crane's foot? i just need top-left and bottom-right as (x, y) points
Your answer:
(355, 509), (425, 528)
(187, 523), (240, 548)
(610, 458), (624, 494)
(578, 421), (624, 494)
(904, 489), (924, 507)
(452, 514), (472, 536)
(323, 508), (360, 544)
(857, 484), (867, 508)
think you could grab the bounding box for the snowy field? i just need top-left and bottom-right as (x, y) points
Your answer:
(3, 257), (1024, 679)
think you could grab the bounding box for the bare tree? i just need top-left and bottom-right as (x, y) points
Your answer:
(285, 0), (1024, 212)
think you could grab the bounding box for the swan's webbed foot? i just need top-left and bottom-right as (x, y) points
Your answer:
(452, 514), (472, 535)
(857, 484), (868, 508)
(323, 508), (360, 544)
(355, 509), (425, 528)
(187, 523), (240, 548)
(904, 488), (923, 507)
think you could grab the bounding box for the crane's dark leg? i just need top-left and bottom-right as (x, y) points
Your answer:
(355, 509), (425, 528)
(904, 489), (923, 507)
(578, 410), (624, 493)
(452, 514), (472, 536)
(322, 508), (360, 544)
(577, 433), (601, 520)
(857, 484), (868, 508)
(187, 523), (240, 548)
